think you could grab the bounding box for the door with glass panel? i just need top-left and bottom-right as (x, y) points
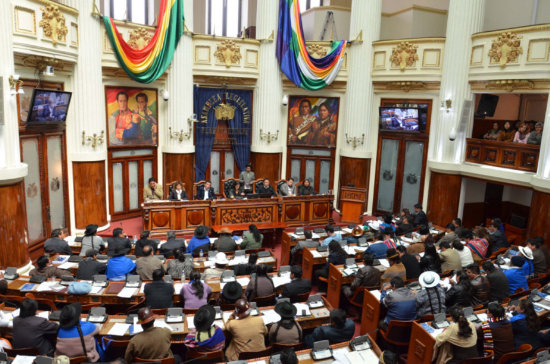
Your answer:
(287, 148), (335, 195)
(108, 148), (157, 220)
(20, 133), (69, 244)
(206, 150), (236, 197)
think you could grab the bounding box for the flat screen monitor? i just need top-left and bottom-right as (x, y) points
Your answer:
(27, 89), (72, 123)
(379, 107), (426, 132)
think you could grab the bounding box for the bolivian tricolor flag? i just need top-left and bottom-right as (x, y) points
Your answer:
(102, 0), (184, 84)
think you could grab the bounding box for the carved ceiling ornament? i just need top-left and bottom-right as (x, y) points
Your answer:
(486, 79), (534, 92)
(488, 32), (523, 67)
(389, 41), (419, 71)
(214, 40), (242, 67)
(386, 81), (426, 92)
(127, 27), (153, 50)
(307, 43), (328, 58)
(39, 4), (68, 44)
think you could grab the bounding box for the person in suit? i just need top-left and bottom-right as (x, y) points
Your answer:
(304, 309), (354, 347)
(76, 249), (107, 280)
(168, 181), (188, 201)
(159, 231), (186, 258)
(107, 227), (132, 256)
(39, 97), (58, 120)
(342, 253), (380, 301)
(239, 164), (255, 192)
(106, 246), (136, 281)
(136, 245), (164, 280)
(396, 245), (422, 279)
(144, 269), (174, 309)
(279, 178), (297, 197)
(290, 229), (319, 255)
(396, 215), (414, 235)
(482, 260), (509, 302)
(143, 177), (163, 201)
(195, 180), (216, 200)
(298, 178), (315, 196)
(13, 298), (59, 356)
(488, 220), (509, 255)
(44, 228), (72, 255)
(134, 230), (158, 257)
(256, 178), (277, 197)
(413, 203), (428, 227)
(281, 265), (311, 301)
(214, 227), (237, 252)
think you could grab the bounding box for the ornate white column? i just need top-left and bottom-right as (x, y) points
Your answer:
(340, 0), (381, 159)
(251, 0), (283, 154)
(433, 0), (484, 164)
(162, 0), (194, 155)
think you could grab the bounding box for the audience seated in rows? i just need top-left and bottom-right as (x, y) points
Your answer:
(453, 239), (474, 267)
(107, 228), (132, 257)
(281, 265), (312, 301)
(445, 270), (474, 308)
(313, 241), (347, 284)
(381, 277), (416, 325)
(181, 270), (212, 309)
(416, 271), (446, 318)
(184, 304), (225, 352)
(204, 253), (228, 279)
(13, 298), (58, 356)
(509, 299), (543, 350)
(321, 225), (343, 247)
(420, 240), (442, 273)
(144, 269), (174, 309)
(290, 229), (319, 255)
(269, 301), (302, 345)
(465, 263), (491, 306)
(44, 228), (72, 255)
(76, 249), (106, 280)
(80, 224), (105, 257)
(233, 252), (258, 276)
(437, 223), (458, 246)
(504, 256), (528, 294)
(481, 260), (509, 302)
(528, 237), (548, 274)
(134, 230), (157, 257)
(217, 281), (243, 306)
(136, 245), (164, 280)
(186, 226), (209, 255)
(30, 255), (70, 279)
(483, 301), (514, 362)
(433, 306), (478, 364)
(342, 253), (380, 302)
(165, 247), (193, 279)
(365, 233), (389, 259)
(380, 249), (406, 285)
(56, 303), (100, 361)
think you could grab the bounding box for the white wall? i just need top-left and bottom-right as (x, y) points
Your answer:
(482, 0), (550, 31)
(380, 8), (447, 40)
(301, 7), (351, 41)
(502, 185), (533, 206)
(462, 177), (487, 203)
(382, 0), (449, 13)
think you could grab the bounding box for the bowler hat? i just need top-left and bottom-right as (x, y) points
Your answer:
(84, 224), (98, 236)
(221, 281), (242, 302)
(219, 227), (232, 235)
(138, 307), (156, 324)
(194, 304), (216, 332)
(59, 303), (82, 329)
(274, 301), (297, 319)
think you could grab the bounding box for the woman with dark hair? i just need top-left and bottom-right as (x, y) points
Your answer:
(380, 213), (396, 232)
(420, 243), (442, 273)
(233, 253), (258, 276)
(181, 270), (212, 309)
(482, 302), (514, 362)
(228, 181), (245, 199)
(313, 241), (347, 284)
(169, 181), (188, 201)
(184, 304), (225, 352)
(245, 264), (274, 301)
(165, 247), (193, 279)
(55, 303), (100, 361)
(445, 270), (474, 308)
(298, 179), (316, 196)
(269, 301), (303, 345)
(497, 121), (515, 142)
(80, 224), (105, 256)
(433, 306), (478, 364)
(241, 224), (263, 250)
(186, 225), (210, 254)
(509, 299), (543, 350)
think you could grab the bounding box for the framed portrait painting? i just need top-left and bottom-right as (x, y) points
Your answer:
(105, 86), (158, 147)
(287, 96), (339, 148)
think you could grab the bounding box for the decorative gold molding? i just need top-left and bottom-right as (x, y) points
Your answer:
(485, 79), (534, 92)
(193, 75), (257, 87)
(37, 0), (78, 15)
(14, 6), (37, 36)
(470, 45), (484, 66)
(127, 27), (153, 50)
(214, 103), (236, 120)
(386, 81), (426, 92)
(70, 22), (78, 47)
(421, 48), (441, 67)
(382, 5), (448, 17)
(373, 37), (446, 46)
(307, 43), (327, 58)
(390, 41), (419, 71)
(214, 40), (242, 67)
(488, 32), (523, 67)
(192, 34), (260, 45)
(472, 24), (550, 40)
(39, 4), (68, 44)
(527, 38), (550, 62)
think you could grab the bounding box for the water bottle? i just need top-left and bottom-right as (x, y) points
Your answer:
(199, 249), (204, 262)
(133, 235), (137, 246)
(181, 270), (185, 282)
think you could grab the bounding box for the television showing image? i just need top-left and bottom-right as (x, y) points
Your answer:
(27, 89), (72, 123)
(379, 107), (426, 132)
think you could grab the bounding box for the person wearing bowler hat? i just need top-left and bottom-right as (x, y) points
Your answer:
(184, 304), (226, 352)
(214, 227), (237, 252)
(125, 307), (174, 363)
(269, 301), (302, 345)
(225, 298), (267, 361)
(80, 224), (105, 257)
(55, 303), (100, 361)
(518, 245), (535, 278)
(217, 281), (243, 305)
(106, 245), (136, 280)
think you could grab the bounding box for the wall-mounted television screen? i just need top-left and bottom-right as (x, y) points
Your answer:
(26, 89), (72, 123)
(379, 107), (426, 132)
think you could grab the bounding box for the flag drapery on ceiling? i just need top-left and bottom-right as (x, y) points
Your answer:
(102, 0), (184, 84)
(276, 0), (348, 90)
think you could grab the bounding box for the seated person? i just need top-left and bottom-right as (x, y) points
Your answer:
(204, 253), (228, 279)
(342, 253), (380, 302)
(518, 246), (535, 278)
(290, 229), (319, 256)
(233, 253), (258, 276)
(134, 230), (158, 257)
(241, 224), (263, 250)
(439, 241), (462, 273)
(298, 179), (315, 195)
(483, 122), (501, 140)
(217, 281), (243, 306)
(80, 224), (105, 257)
(366, 233), (389, 259)
(463, 229), (489, 261)
(124, 307), (173, 363)
(381, 276), (416, 325)
(313, 241), (347, 283)
(143, 177), (163, 201)
(379, 213), (396, 232)
(159, 231), (186, 258)
(397, 215), (414, 235)
(136, 245), (164, 280)
(465, 263), (491, 306)
(419, 243), (442, 273)
(56, 303), (100, 361)
(195, 180), (216, 200)
(407, 225), (429, 254)
(482, 302), (514, 362)
(106, 246), (136, 280)
(256, 178), (277, 197)
(144, 269), (174, 309)
(228, 181), (245, 199)
(527, 237), (547, 274)
(214, 227), (237, 252)
(181, 270), (212, 309)
(482, 260), (509, 302)
(225, 299), (268, 361)
(437, 223), (458, 246)
(246, 264), (274, 301)
(44, 228), (72, 255)
(509, 299), (543, 350)
(445, 270), (474, 308)
(412, 203), (428, 227)
(269, 301), (303, 345)
(382, 227), (398, 250)
(321, 225), (343, 247)
(279, 178), (297, 197)
(76, 249), (107, 280)
(416, 271), (446, 318)
(433, 306), (478, 364)
(396, 245), (422, 279)
(13, 298), (59, 356)
(165, 247), (193, 279)
(497, 121), (515, 142)
(30, 255), (71, 279)
(184, 304), (225, 352)
(281, 265), (311, 301)
(168, 181), (188, 201)
(107, 227), (132, 256)
(488, 221), (509, 255)
(186, 225), (210, 255)
(513, 122), (530, 144)
(380, 249), (406, 285)
(453, 239), (474, 267)
(504, 255), (528, 294)
(304, 309), (354, 348)
(527, 122), (543, 145)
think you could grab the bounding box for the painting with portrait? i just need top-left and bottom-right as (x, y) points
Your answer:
(105, 86), (158, 147)
(287, 96), (339, 147)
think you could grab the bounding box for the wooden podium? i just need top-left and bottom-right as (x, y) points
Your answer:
(339, 186), (367, 223)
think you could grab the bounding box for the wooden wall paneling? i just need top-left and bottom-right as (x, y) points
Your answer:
(250, 152), (281, 183)
(0, 181), (30, 268)
(280, 197), (306, 226)
(338, 157), (370, 189)
(462, 202), (485, 228)
(163, 153), (195, 199)
(73, 161), (108, 229)
(527, 190), (550, 241)
(427, 172), (462, 227)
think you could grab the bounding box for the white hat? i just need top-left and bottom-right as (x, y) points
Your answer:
(215, 252), (228, 265)
(518, 246), (533, 260)
(419, 271), (440, 289)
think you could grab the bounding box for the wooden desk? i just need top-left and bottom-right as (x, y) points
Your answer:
(280, 232), (297, 266)
(326, 263), (386, 309)
(301, 244), (370, 283)
(339, 186), (367, 224)
(360, 289), (382, 335)
(407, 321), (436, 364)
(212, 222), (288, 252)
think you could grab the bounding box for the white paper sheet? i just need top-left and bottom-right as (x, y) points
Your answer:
(12, 356), (37, 364)
(236, 277), (250, 286)
(310, 250), (322, 258)
(58, 262), (78, 270)
(37, 311), (50, 319)
(294, 303), (311, 316)
(223, 311), (233, 322)
(108, 323), (130, 336)
(117, 287), (138, 298)
(260, 309), (281, 325)
(90, 286), (103, 294)
(154, 319), (174, 331)
(378, 259), (389, 267)
(369, 290), (381, 301)
(342, 228), (353, 234)
(186, 315), (195, 329)
(272, 276), (292, 288)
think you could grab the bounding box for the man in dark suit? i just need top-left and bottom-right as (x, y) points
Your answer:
(281, 265), (311, 301)
(256, 178), (277, 197)
(195, 180), (216, 200)
(304, 308), (355, 347)
(135, 230), (158, 257)
(144, 269), (174, 309)
(159, 231), (186, 258)
(107, 227), (132, 256)
(76, 249), (107, 280)
(489, 220), (509, 254)
(12, 299), (59, 356)
(43, 228), (72, 255)
(39, 98), (58, 120)
(413, 203), (428, 227)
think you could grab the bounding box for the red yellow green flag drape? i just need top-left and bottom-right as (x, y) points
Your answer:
(102, 0), (184, 84)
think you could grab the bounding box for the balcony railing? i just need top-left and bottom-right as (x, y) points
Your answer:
(465, 138), (539, 173)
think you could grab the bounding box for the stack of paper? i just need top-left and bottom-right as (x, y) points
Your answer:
(310, 250), (322, 258)
(117, 287), (138, 298)
(90, 286), (103, 294)
(12, 356), (37, 364)
(52, 255), (70, 264)
(260, 309), (281, 325)
(36, 282), (65, 292)
(378, 259), (390, 267)
(174, 283), (184, 293)
(236, 277), (250, 286)
(58, 262), (78, 270)
(108, 323), (130, 336)
(369, 290), (381, 301)
(342, 228), (353, 234)
(294, 303), (311, 316)
(223, 311), (233, 322)
(272, 276), (292, 288)
(186, 315), (195, 329)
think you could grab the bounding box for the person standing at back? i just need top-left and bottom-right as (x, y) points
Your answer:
(239, 164), (255, 192)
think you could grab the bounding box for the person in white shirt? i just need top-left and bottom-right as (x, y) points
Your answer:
(195, 180), (215, 200)
(453, 239), (474, 267)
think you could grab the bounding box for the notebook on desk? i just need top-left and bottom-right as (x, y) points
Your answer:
(105, 281), (125, 294)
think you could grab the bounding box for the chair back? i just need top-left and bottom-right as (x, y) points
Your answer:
(348, 285), (379, 308)
(291, 291), (310, 303)
(383, 320), (413, 346)
(193, 180), (206, 200)
(238, 347), (272, 360)
(186, 349), (225, 361)
(463, 350), (494, 364)
(24, 293), (57, 311)
(222, 177), (240, 198)
(69, 356), (87, 364)
(5, 347), (40, 357)
(253, 293), (276, 307)
(272, 342), (304, 352)
(276, 180), (286, 195)
(252, 178), (264, 193)
(126, 297), (146, 314)
(164, 180), (179, 199)
(135, 357), (175, 364)
(497, 344), (532, 364)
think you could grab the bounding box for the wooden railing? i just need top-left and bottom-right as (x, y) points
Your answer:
(465, 138), (540, 173)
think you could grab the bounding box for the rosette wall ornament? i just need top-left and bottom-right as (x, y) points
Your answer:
(390, 41), (419, 71)
(488, 32), (523, 67)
